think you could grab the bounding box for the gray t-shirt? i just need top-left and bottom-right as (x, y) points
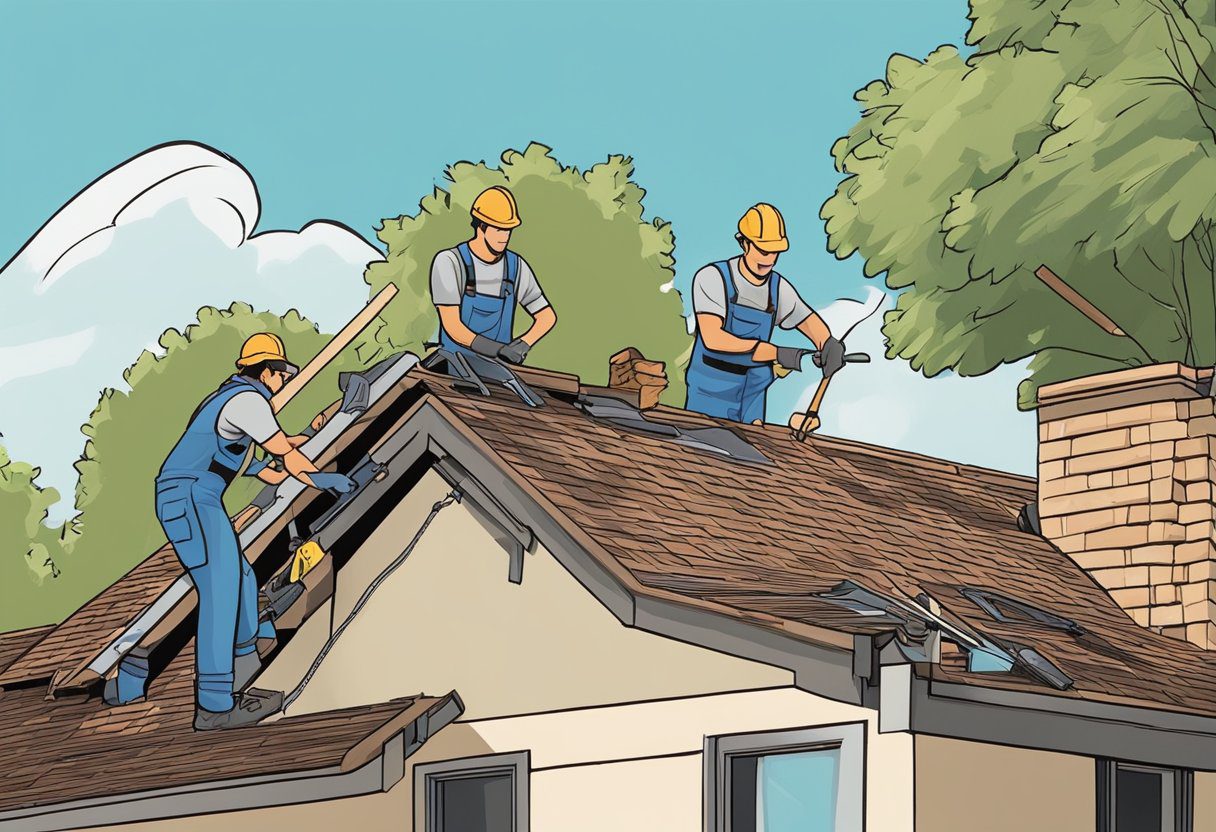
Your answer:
(217, 391), (279, 443)
(430, 248), (549, 315)
(691, 257), (813, 330)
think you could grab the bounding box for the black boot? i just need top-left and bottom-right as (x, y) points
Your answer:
(193, 688), (283, 730)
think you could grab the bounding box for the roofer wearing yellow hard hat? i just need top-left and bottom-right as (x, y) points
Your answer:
(685, 203), (844, 424)
(104, 333), (355, 730)
(431, 185), (557, 364)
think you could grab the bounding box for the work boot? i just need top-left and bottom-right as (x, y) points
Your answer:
(193, 688), (283, 730)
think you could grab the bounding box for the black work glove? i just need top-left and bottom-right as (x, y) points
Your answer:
(470, 334), (508, 358)
(775, 346), (813, 372)
(498, 337), (531, 365)
(813, 336), (846, 378)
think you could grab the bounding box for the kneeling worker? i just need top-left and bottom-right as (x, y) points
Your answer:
(686, 203), (845, 424)
(431, 185), (557, 364)
(106, 333), (356, 730)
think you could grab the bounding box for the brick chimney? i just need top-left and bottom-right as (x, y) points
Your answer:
(1037, 364), (1216, 650)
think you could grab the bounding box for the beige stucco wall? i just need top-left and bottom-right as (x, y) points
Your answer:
(914, 735), (1095, 832)
(1197, 771), (1216, 832)
(408, 687), (915, 832)
(257, 470), (793, 719)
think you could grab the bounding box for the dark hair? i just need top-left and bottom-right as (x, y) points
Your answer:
(471, 219), (489, 232)
(736, 232), (749, 251)
(239, 359), (288, 379)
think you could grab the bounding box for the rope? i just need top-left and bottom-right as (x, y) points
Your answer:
(282, 490), (461, 712)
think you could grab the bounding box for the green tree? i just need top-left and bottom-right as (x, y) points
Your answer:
(8, 304), (357, 631)
(362, 143), (691, 400)
(0, 445), (71, 631)
(822, 0), (1216, 407)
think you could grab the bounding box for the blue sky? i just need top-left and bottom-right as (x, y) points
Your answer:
(0, 0), (1037, 505)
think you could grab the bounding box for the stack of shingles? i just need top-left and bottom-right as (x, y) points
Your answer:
(608, 348), (668, 410)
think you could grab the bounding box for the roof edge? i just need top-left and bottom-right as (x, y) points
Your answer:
(0, 693), (462, 832)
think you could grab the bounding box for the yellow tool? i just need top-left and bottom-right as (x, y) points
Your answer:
(289, 540), (328, 583)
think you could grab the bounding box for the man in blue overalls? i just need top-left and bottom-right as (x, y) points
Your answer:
(105, 333), (355, 730)
(686, 203), (845, 424)
(430, 185), (558, 364)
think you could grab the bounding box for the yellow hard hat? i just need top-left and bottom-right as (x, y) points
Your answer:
(737, 203), (789, 252)
(236, 333), (298, 374)
(471, 186), (521, 229)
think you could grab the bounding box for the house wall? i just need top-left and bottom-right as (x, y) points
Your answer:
(88, 688), (913, 832)
(256, 470), (794, 719)
(914, 735), (1095, 832)
(251, 469), (915, 830)
(1197, 772), (1216, 831)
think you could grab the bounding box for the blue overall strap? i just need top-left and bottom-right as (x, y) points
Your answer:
(503, 250), (519, 297)
(715, 260), (735, 306)
(768, 269), (781, 315)
(456, 243), (518, 299)
(456, 242), (477, 296)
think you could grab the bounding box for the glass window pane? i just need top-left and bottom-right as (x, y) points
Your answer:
(1115, 767), (1164, 832)
(756, 748), (841, 832)
(437, 773), (513, 832)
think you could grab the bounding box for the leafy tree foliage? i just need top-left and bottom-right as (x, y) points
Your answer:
(0, 446), (70, 631)
(362, 143), (691, 400)
(822, 0), (1216, 406)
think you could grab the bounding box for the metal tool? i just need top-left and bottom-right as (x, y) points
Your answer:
(790, 352), (871, 442)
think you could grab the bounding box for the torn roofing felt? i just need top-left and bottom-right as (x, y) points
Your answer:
(5, 355), (1216, 727)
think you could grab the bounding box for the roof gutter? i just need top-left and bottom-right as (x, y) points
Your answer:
(0, 694), (463, 832)
(898, 672), (1216, 771)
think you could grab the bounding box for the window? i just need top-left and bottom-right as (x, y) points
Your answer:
(1097, 760), (1193, 832)
(705, 723), (864, 832)
(415, 751), (529, 832)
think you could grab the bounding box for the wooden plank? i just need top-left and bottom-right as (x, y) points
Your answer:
(512, 363), (581, 395)
(1035, 265), (1126, 336)
(270, 283), (399, 412)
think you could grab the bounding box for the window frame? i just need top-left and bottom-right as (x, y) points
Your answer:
(703, 721), (866, 832)
(1096, 759), (1193, 832)
(414, 750), (530, 832)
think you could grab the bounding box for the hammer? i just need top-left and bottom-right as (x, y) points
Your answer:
(790, 352), (871, 442)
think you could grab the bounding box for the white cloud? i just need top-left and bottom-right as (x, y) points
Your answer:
(0, 142), (384, 521)
(768, 290), (1037, 475)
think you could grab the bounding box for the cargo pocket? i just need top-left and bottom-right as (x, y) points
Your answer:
(157, 486), (205, 569)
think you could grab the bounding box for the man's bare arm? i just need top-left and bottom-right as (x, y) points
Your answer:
(795, 311), (831, 351)
(521, 305), (556, 345)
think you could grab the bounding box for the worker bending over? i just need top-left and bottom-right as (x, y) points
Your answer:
(105, 334), (356, 730)
(431, 185), (557, 364)
(685, 203), (845, 424)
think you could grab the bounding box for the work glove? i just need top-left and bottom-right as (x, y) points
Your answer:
(308, 472), (357, 494)
(498, 338), (531, 365)
(813, 336), (846, 378)
(775, 346), (812, 372)
(470, 334), (508, 358)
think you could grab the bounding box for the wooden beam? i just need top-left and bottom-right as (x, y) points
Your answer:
(1034, 265), (1125, 336)
(271, 283), (399, 412)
